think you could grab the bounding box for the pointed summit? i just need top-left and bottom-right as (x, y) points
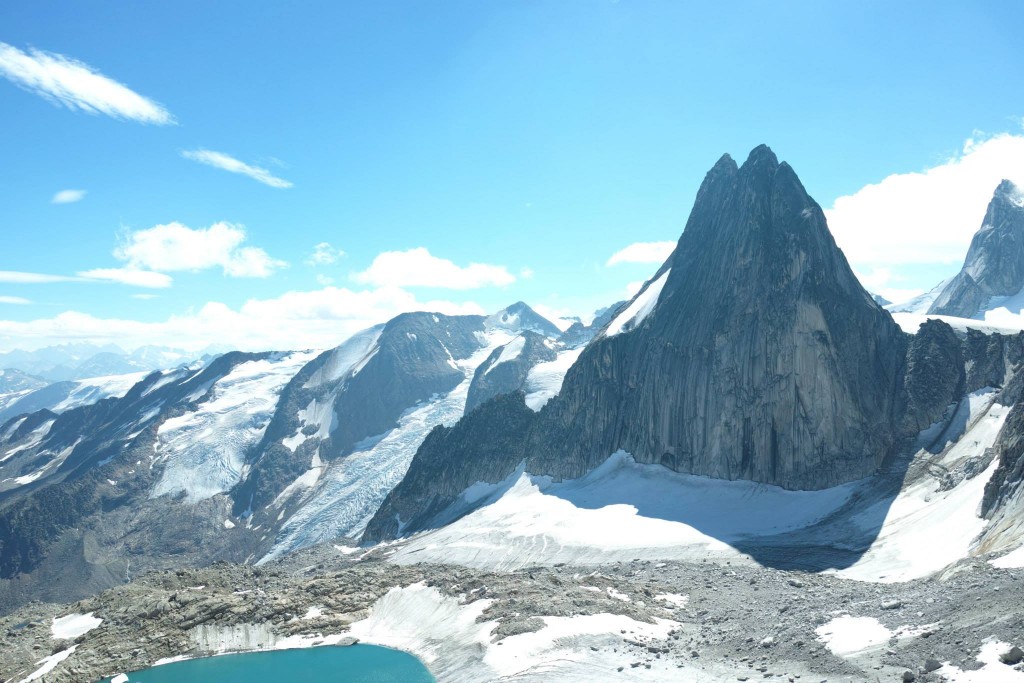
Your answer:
(365, 145), (915, 543)
(929, 179), (1024, 318)
(485, 302), (561, 338)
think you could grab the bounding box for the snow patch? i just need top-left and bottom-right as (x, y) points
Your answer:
(391, 450), (857, 571)
(990, 544), (1024, 569)
(835, 397), (1009, 583)
(937, 638), (1024, 682)
(483, 336), (525, 375)
(152, 351), (317, 503)
(18, 645), (77, 682)
(523, 347), (584, 410)
(815, 615), (892, 656)
(51, 612), (102, 640)
(349, 582), (694, 682)
(605, 269), (670, 336)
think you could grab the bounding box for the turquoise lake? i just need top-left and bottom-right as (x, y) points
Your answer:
(99, 644), (435, 682)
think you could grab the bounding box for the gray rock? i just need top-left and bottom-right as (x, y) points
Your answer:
(1000, 645), (1024, 665)
(929, 180), (1024, 318)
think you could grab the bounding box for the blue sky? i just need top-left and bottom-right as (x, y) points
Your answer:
(2, 1), (1024, 351)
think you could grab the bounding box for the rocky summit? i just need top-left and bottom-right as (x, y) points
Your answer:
(930, 179), (1024, 318)
(365, 145), (946, 542)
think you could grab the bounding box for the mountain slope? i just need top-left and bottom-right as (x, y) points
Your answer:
(364, 145), (921, 542)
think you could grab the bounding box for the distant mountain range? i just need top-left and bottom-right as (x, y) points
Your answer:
(0, 343), (204, 382)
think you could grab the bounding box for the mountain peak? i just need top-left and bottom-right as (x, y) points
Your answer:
(485, 302), (561, 338)
(995, 178), (1024, 206)
(929, 179), (1024, 317)
(742, 143), (779, 169)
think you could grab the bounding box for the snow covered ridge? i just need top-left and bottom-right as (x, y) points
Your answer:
(604, 268), (671, 337)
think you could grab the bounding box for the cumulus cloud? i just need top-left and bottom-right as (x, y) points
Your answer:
(0, 42), (173, 124)
(77, 268), (172, 289)
(51, 189), (86, 204)
(352, 247), (516, 290)
(0, 296), (30, 305)
(181, 149), (293, 189)
(607, 241), (676, 266)
(827, 133), (1024, 267)
(114, 221), (285, 278)
(306, 242), (345, 266)
(0, 286), (485, 353)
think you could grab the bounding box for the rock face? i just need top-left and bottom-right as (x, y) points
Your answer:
(530, 146), (907, 488)
(364, 145), (916, 542)
(465, 332), (558, 413)
(929, 180), (1024, 318)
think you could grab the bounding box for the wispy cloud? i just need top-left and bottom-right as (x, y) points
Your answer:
(1, 268), (168, 288)
(77, 268), (172, 289)
(131, 293), (159, 300)
(0, 271), (80, 284)
(181, 149), (293, 188)
(0, 42), (173, 124)
(607, 241), (676, 266)
(51, 189), (86, 204)
(0, 287), (486, 353)
(0, 296), (31, 305)
(352, 248), (516, 290)
(114, 221), (286, 278)
(306, 242), (345, 266)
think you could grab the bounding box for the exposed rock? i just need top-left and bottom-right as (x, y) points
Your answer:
(465, 331), (557, 413)
(929, 180), (1024, 318)
(366, 145), (916, 541)
(1000, 645), (1024, 665)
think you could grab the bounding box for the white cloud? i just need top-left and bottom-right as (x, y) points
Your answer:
(625, 280), (645, 297)
(0, 296), (30, 305)
(352, 247), (516, 290)
(0, 42), (173, 124)
(0, 286), (485, 353)
(114, 221), (285, 278)
(131, 293), (158, 300)
(0, 271), (80, 284)
(181, 149), (293, 189)
(77, 268), (172, 289)
(51, 189), (86, 204)
(520, 266), (535, 279)
(531, 303), (578, 332)
(852, 266), (924, 305)
(306, 242), (345, 266)
(607, 241), (676, 266)
(315, 274), (335, 286)
(827, 133), (1024, 266)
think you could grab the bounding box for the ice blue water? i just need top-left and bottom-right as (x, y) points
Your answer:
(99, 644), (435, 682)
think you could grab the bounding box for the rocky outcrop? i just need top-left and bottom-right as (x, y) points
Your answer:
(899, 320), (965, 434)
(929, 180), (1024, 318)
(365, 145), (918, 541)
(558, 304), (625, 348)
(367, 392), (539, 540)
(465, 332), (557, 413)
